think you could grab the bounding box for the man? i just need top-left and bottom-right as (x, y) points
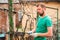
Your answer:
(28, 3), (53, 40)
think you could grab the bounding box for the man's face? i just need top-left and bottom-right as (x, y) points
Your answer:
(37, 6), (44, 16)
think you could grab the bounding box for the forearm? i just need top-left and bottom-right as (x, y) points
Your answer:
(38, 27), (53, 37)
(38, 32), (53, 37)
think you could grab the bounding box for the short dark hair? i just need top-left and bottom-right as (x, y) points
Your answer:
(36, 3), (46, 8)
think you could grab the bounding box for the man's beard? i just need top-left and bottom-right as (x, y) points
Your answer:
(37, 11), (44, 16)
